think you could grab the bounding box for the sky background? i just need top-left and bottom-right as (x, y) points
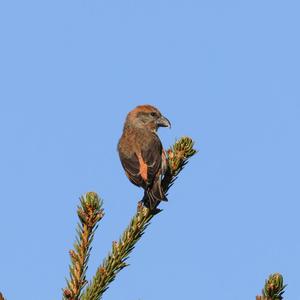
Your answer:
(0, 1), (299, 299)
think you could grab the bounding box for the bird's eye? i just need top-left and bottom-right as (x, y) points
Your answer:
(150, 112), (157, 117)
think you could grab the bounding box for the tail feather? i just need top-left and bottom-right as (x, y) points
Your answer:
(142, 180), (168, 209)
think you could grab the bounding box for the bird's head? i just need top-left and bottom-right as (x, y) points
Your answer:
(126, 105), (171, 132)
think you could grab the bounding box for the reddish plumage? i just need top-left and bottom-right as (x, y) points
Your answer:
(118, 105), (171, 209)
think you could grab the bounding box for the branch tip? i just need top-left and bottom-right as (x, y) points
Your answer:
(63, 192), (104, 300)
(257, 273), (286, 300)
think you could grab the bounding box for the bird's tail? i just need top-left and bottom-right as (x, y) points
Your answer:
(142, 180), (168, 210)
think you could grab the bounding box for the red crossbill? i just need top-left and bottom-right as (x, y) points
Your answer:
(118, 105), (171, 209)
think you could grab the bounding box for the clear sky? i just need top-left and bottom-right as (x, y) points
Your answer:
(0, 1), (299, 299)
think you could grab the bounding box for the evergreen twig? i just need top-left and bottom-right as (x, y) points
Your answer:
(81, 136), (196, 300)
(63, 192), (104, 300)
(256, 273), (286, 300)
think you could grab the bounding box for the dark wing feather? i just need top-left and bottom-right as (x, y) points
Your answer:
(141, 135), (167, 209)
(141, 135), (163, 185)
(119, 152), (146, 188)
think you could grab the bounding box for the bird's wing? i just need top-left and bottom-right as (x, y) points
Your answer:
(140, 135), (163, 185)
(119, 151), (146, 188)
(119, 135), (163, 189)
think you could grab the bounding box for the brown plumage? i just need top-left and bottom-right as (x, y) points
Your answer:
(118, 104), (171, 209)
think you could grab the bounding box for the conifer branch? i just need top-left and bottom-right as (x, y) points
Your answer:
(63, 192), (104, 300)
(81, 136), (196, 300)
(162, 136), (197, 194)
(81, 203), (154, 300)
(256, 273), (286, 300)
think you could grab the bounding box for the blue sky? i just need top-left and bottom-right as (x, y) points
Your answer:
(0, 1), (299, 299)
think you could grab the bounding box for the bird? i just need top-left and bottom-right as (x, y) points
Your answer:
(118, 104), (171, 210)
